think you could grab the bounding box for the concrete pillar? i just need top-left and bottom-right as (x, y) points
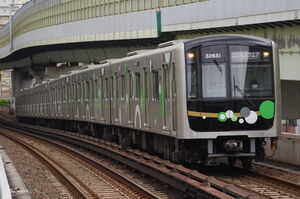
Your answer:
(12, 68), (35, 96)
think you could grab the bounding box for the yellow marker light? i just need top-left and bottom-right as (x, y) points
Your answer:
(271, 139), (277, 151)
(263, 51), (270, 57)
(187, 52), (195, 59)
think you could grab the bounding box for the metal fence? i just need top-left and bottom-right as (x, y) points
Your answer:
(0, 0), (206, 48)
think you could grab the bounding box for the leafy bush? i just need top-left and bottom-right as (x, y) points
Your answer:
(0, 99), (10, 107)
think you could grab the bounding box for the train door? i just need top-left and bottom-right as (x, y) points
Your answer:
(77, 80), (82, 119)
(91, 78), (95, 120)
(162, 52), (176, 132)
(104, 75), (110, 123)
(120, 74), (126, 125)
(100, 76), (105, 121)
(85, 79), (90, 120)
(67, 83), (71, 118)
(150, 63), (161, 131)
(143, 66), (149, 128)
(171, 62), (177, 132)
(55, 86), (58, 117)
(134, 70), (141, 128)
(60, 84), (63, 117)
(162, 64), (170, 130)
(111, 72), (120, 123)
(71, 82), (75, 119)
(110, 75), (114, 123)
(94, 78), (99, 122)
(62, 85), (65, 117)
(81, 79), (84, 120)
(128, 70), (133, 125)
(115, 74), (120, 123)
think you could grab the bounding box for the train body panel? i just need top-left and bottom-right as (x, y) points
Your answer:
(15, 34), (281, 166)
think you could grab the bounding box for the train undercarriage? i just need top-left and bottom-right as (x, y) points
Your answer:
(17, 116), (267, 169)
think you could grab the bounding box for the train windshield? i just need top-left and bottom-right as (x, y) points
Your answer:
(201, 45), (227, 98)
(230, 45), (273, 98)
(198, 45), (273, 99)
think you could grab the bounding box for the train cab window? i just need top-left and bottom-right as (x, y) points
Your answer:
(229, 45), (273, 98)
(152, 70), (159, 100)
(135, 72), (140, 99)
(186, 50), (198, 99)
(201, 45), (227, 98)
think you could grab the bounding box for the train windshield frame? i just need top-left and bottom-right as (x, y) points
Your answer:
(186, 44), (274, 101)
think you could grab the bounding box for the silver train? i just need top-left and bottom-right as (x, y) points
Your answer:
(15, 35), (281, 168)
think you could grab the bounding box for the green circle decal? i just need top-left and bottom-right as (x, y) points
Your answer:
(231, 115), (238, 122)
(259, 100), (274, 119)
(218, 112), (227, 122)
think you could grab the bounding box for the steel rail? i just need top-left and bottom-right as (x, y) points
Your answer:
(0, 120), (262, 199)
(0, 129), (96, 199)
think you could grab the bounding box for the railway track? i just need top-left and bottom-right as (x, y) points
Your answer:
(0, 120), (259, 199)
(0, 126), (160, 199)
(204, 164), (300, 199)
(3, 118), (299, 198)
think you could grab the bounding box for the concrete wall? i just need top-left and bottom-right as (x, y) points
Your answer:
(281, 80), (300, 119)
(265, 134), (300, 166)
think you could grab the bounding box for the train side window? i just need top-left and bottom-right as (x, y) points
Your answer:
(76, 82), (80, 100)
(84, 81), (87, 100)
(99, 78), (103, 99)
(95, 79), (98, 99)
(121, 75), (125, 99)
(91, 80), (94, 100)
(58, 87), (61, 103)
(81, 81), (84, 100)
(86, 80), (90, 100)
(61, 86), (63, 103)
(73, 83), (75, 101)
(63, 86), (66, 102)
(105, 78), (108, 100)
(111, 76), (114, 99)
(152, 70), (159, 100)
(116, 75), (119, 100)
(135, 72), (140, 99)
(78, 82), (81, 100)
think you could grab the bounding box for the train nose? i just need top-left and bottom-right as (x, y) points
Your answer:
(224, 140), (243, 152)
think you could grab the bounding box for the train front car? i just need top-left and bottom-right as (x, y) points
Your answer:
(182, 35), (280, 168)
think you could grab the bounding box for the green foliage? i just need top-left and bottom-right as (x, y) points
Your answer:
(0, 99), (10, 107)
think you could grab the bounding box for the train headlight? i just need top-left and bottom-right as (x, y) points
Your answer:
(263, 51), (270, 57)
(187, 52), (195, 59)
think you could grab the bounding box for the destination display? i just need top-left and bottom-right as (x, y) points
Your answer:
(230, 45), (271, 63)
(231, 51), (262, 62)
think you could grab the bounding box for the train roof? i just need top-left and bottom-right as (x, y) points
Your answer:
(184, 34), (273, 48)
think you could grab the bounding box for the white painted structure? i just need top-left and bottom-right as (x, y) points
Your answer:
(0, 0), (28, 27)
(0, 154), (12, 199)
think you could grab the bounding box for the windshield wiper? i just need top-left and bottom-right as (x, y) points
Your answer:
(233, 76), (256, 108)
(213, 59), (222, 73)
